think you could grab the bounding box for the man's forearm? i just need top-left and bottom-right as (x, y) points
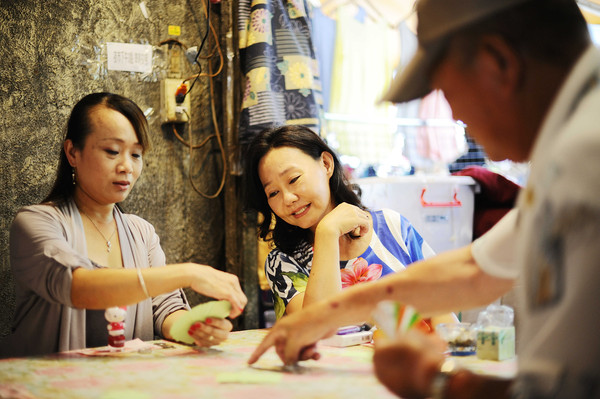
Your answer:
(331, 245), (514, 319)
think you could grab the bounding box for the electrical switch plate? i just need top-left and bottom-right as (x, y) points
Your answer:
(160, 78), (191, 123)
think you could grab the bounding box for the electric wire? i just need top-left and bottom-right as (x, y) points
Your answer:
(165, 0), (226, 199)
(183, 0), (224, 83)
(183, 0), (211, 103)
(183, 60), (226, 199)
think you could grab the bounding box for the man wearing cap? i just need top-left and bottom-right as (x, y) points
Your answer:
(248, 0), (600, 397)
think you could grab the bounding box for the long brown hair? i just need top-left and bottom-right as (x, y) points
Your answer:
(242, 125), (363, 255)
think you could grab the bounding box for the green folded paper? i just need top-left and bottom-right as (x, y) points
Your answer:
(170, 300), (231, 345)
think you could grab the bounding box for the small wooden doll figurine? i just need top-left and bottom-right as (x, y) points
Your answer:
(105, 306), (127, 349)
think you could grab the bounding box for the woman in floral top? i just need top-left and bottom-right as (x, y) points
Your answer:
(243, 125), (455, 325)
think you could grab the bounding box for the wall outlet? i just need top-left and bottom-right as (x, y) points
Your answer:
(160, 78), (191, 123)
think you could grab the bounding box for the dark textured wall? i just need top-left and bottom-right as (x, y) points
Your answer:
(0, 0), (254, 337)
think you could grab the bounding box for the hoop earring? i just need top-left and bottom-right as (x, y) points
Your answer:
(72, 168), (76, 185)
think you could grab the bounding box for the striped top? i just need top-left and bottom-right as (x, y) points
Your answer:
(265, 209), (435, 319)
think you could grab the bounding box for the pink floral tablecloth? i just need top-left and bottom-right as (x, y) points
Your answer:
(0, 329), (517, 399)
(0, 329), (396, 399)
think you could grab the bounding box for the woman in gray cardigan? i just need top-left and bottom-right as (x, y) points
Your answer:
(2, 92), (247, 358)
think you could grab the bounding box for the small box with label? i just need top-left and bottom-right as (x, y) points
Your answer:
(476, 326), (515, 361)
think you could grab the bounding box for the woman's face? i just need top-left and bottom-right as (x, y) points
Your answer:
(67, 106), (144, 207)
(258, 146), (335, 231)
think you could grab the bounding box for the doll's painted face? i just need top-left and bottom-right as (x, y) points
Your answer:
(258, 146), (336, 232)
(104, 306), (126, 322)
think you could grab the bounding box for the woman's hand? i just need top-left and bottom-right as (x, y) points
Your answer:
(187, 317), (233, 347)
(316, 203), (370, 238)
(301, 203), (371, 309)
(187, 264), (248, 318)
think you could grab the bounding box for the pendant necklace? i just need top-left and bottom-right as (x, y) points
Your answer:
(81, 210), (117, 252)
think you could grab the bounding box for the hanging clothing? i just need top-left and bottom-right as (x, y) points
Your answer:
(311, 7), (336, 111)
(415, 90), (467, 165)
(238, 0), (324, 147)
(326, 4), (400, 165)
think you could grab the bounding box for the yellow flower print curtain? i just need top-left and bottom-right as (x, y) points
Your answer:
(238, 0), (323, 147)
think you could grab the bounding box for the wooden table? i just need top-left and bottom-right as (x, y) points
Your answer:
(0, 329), (517, 399)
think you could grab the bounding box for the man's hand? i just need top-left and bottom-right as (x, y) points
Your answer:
(248, 303), (338, 365)
(373, 330), (447, 398)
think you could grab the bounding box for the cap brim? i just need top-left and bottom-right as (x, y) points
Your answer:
(381, 40), (446, 104)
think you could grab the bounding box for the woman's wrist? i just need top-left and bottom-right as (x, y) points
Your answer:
(314, 222), (342, 240)
(161, 263), (194, 291)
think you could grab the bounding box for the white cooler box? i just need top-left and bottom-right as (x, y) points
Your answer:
(355, 175), (478, 254)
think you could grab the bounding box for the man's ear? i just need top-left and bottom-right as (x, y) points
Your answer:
(477, 35), (523, 96)
(64, 139), (78, 167)
(321, 151), (335, 178)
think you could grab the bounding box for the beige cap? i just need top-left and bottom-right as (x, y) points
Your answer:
(382, 0), (536, 103)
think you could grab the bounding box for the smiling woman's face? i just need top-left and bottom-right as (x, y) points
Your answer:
(67, 106), (144, 207)
(258, 146), (335, 231)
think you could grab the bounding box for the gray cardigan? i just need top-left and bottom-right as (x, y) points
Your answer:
(1, 199), (189, 358)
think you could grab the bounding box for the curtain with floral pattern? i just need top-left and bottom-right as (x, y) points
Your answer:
(238, 0), (323, 147)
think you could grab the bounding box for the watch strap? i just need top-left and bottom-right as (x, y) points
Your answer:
(430, 358), (458, 399)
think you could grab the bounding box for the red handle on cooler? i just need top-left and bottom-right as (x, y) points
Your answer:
(420, 188), (462, 207)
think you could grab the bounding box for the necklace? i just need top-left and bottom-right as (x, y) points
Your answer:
(81, 210), (117, 252)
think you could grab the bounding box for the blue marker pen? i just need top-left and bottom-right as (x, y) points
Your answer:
(336, 325), (361, 335)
